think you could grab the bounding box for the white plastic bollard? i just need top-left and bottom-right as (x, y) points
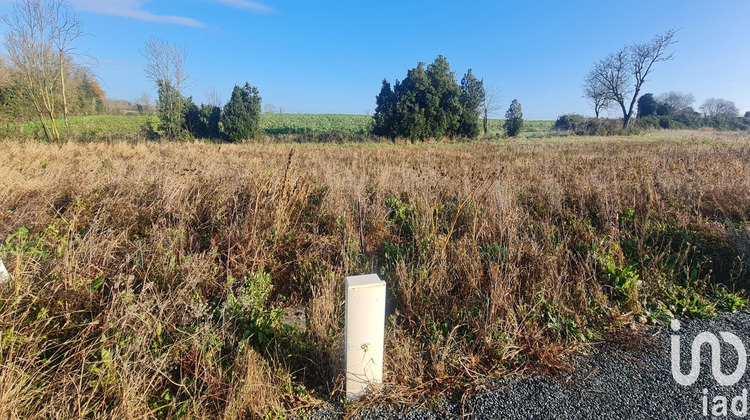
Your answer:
(345, 274), (386, 401)
(0, 258), (9, 283)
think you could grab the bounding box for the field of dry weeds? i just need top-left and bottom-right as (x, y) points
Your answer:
(1, 131), (749, 417)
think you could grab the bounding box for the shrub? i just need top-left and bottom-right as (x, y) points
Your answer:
(554, 114), (622, 136)
(553, 113), (589, 133)
(184, 101), (221, 139)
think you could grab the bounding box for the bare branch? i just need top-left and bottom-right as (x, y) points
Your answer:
(481, 83), (501, 134)
(205, 85), (222, 107)
(140, 36), (190, 92)
(584, 29), (678, 129)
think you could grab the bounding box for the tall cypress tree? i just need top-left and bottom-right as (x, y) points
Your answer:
(458, 69), (485, 138)
(504, 99), (524, 137)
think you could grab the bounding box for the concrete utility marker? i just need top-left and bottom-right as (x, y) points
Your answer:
(0, 258), (10, 283)
(345, 274), (386, 401)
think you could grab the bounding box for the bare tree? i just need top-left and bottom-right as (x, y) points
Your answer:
(3, 0), (60, 140)
(699, 98), (739, 118)
(205, 85), (222, 108)
(135, 92), (153, 115)
(140, 36), (190, 137)
(263, 103), (276, 114)
(588, 29), (678, 129)
(582, 67), (613, 118)
(140, 37), (189, 91)
(481, 83), (501, 135)
(657, 91), (694, 114)
(51, 0), (83, 130)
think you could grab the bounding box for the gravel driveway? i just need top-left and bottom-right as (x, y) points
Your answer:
(309, 312), (750, 419)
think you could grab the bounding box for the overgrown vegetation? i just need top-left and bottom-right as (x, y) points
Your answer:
(555, 113), (750, 135)
(1, 132), (748, 417)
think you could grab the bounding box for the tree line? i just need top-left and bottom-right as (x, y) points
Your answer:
(0, 0), (106, 141)
(139, 36), (262, 142)
(373, 55), (523, 141)
(580, 29), (748, 132)
(1, 1), (524, 143)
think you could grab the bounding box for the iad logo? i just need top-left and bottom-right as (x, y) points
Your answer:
(670, 319), (747, 386)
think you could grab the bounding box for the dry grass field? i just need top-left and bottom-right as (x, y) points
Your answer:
(1, 131), (749, 417)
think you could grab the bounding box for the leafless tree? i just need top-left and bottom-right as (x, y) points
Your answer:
(3, 0), (61, 140)
(140, 36), (190, 91)
(135, 92), (154, 115)
(51, 0), (83, 130)
(657, 91), (695, 114)
(205, 85), (222, 108)
(699, 98), (739, 118)
(263, 103), (276, 114)
(582, 68), (614, 118)
(588, 29), (678, 129)
(140, 36), (190, 136)
(481, 83), (501, 135)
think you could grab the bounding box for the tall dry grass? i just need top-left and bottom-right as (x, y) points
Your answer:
(1, 131), (749, 416)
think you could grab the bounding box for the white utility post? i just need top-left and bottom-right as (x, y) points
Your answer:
(345, 274), (386, 401)
(0, 258), (9, 283)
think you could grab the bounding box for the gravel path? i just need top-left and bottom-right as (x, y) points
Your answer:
(308, 312), (750, 419)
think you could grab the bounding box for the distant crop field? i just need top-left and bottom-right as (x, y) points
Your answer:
(260, 113), (374, 134)
(2, 114), (555, 140)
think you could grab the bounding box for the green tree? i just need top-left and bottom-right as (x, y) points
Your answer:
(458, 69), (485, 138)
(397, 62), (430, 141)
(655, 101), (673, 116)
(424, 55), (461, 138)
(75, 71), (104, 115)
(504, 99), (524, 137)
(373, 55), (483, 141)
(373, 79), (397, 140)
(156, 79), (185, 138)
(221, 83), (262, 142)
(637, 93), (657, 117)
(184, 99), (221, 139)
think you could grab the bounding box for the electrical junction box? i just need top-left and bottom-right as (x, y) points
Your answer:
(345, 274), (386, 401)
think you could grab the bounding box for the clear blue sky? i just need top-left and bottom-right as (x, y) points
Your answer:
(2, 0), (749, 119)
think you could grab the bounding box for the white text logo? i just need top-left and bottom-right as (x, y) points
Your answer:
(670, 319), (747, 386)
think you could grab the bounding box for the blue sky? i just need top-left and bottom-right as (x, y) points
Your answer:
(1, 0), (749, 119)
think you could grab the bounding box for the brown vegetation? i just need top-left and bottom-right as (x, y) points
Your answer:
(1, 131), (749, 417)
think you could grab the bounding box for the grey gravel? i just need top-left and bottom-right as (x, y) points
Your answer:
(305, 312), (750, 419)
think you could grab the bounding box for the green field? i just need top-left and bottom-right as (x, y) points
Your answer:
(2, 113), (554, 140)
(261, 113), (375, 134)
(1, 114), (154, 139)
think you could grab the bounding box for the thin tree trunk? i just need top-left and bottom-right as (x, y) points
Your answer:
(37, 111), (52, 141)
(48, 110), (60, 141)
(483, 108), (488, 135)
(60, 58), (69, 130)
